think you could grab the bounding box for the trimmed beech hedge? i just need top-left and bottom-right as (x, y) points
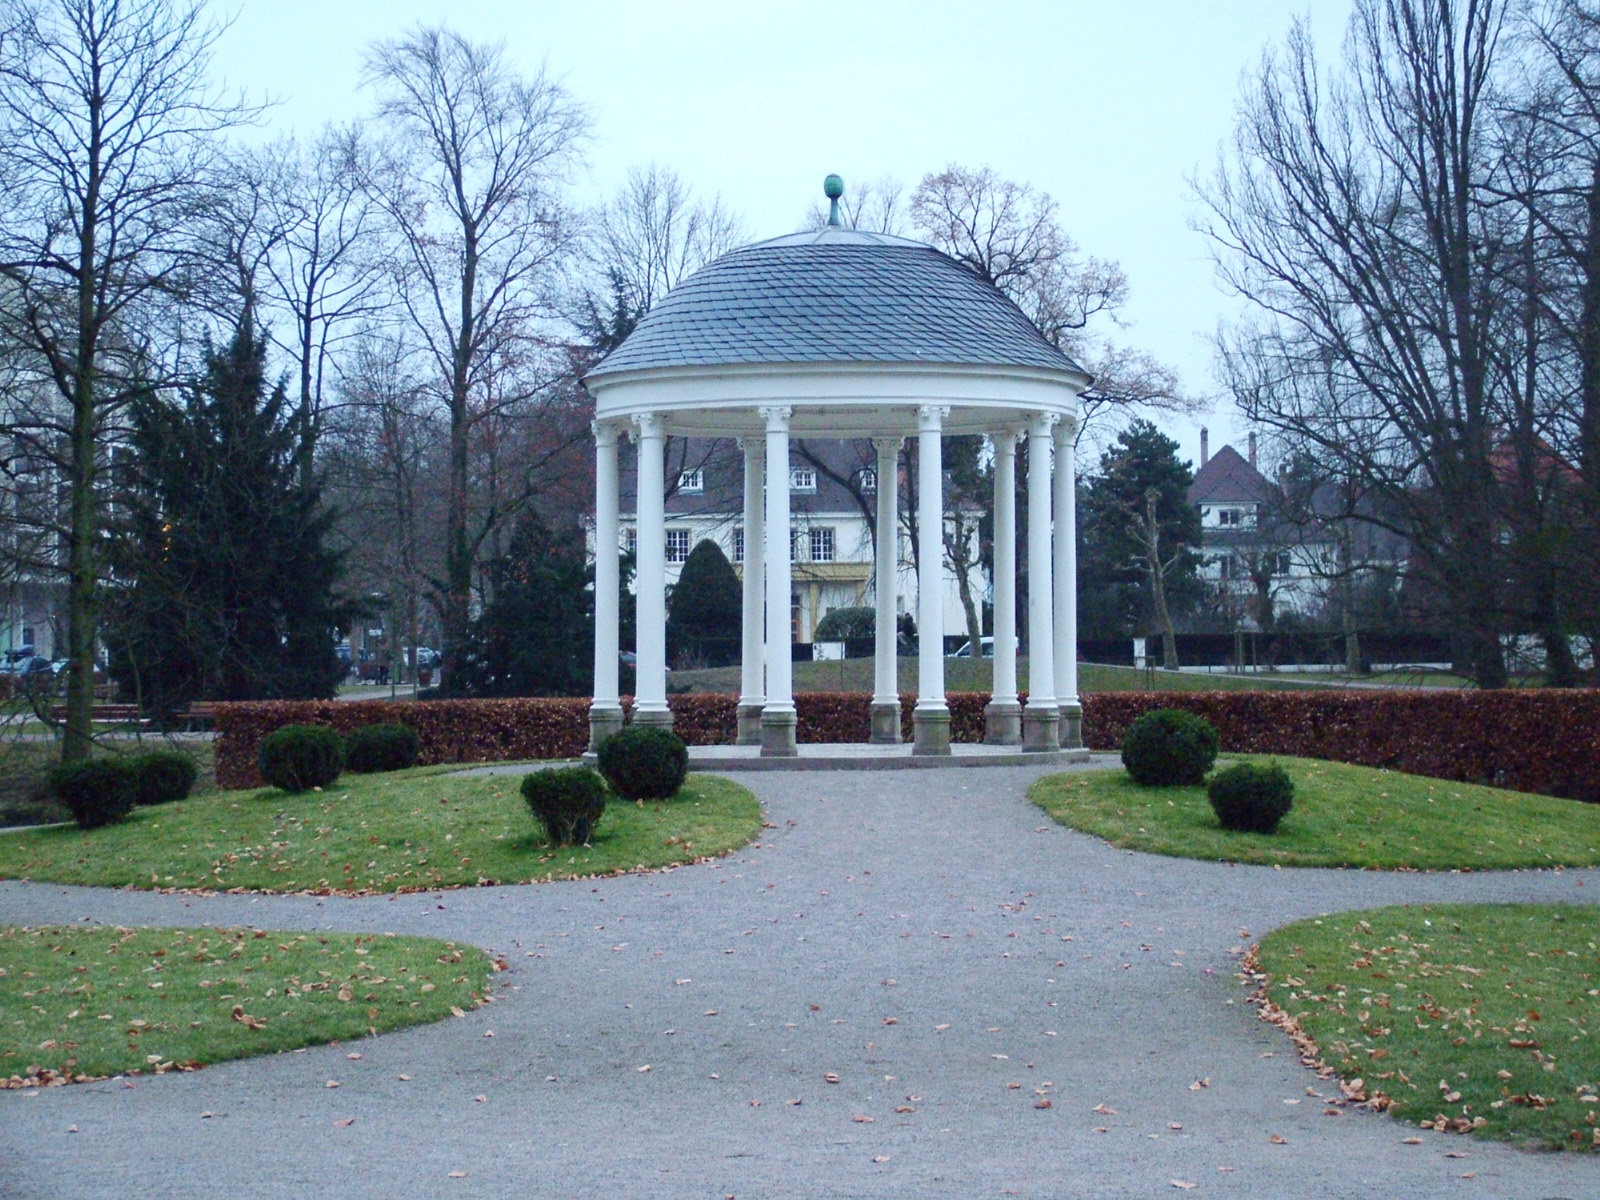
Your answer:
(1079, 690), (1600, 804)
(214, 690), (1600, 802)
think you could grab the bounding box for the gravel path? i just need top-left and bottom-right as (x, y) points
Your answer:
(2, 762), (1596, 1199)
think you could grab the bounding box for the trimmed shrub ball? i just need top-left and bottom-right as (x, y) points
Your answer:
(595, 726), (689, 801)
(1208, 761), (1295, 833)
(50, 759), (138, 830)
(126, 750), (198, 806)
(1121, 708), (1220, 786)
(344, 723), (421, 774)
(522, 767), (608, 845)
(258, 724), (344, 793)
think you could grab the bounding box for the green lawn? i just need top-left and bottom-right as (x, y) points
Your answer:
(1029, 756), (1600, 870)
(0, 924), (491, 1086)
(1254, 905), (1600, 1149)
(0, 767), (762, 893)
(0, 738), (217, 828)
(670, 657), (1321, 694)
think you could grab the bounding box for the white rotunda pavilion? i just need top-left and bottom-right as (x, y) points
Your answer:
(583, 180), (1089, 758)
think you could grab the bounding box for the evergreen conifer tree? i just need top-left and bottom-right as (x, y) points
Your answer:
(666, 539), (742, 667)
(105, 321), (349, 711)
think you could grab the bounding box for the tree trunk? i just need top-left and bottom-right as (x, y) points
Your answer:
(1145, 490), (1179, 671)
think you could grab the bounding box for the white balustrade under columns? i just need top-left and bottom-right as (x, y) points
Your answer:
(913, 405), (951, 755)
(1053, 416), (1083, 748)
(1023, 412), (1060, 751)
(588, 421), (624, 749)
(870, 435), (903, 743)
(737, 436), (766, 745)
(984, 428), (1022, 744)
(631, 412), (672, 728)
(759, 407), (797, 755)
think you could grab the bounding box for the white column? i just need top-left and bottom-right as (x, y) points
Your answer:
(631, 412), (670, 726)
(1023, 412), (1060, 751)
(1054, 416), (1082, 747)
(870, 435), (902, 743)
(589, 421), (623, 748)
(913, 405), (951, 754)
(737, 436), (765, 744)
(760, 406), (797, 754)
(985, 428), (1021, 744)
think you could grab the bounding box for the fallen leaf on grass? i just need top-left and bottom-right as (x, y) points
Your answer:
(449, 1006), (465, 1018)
(230, 1005), (267, 1031)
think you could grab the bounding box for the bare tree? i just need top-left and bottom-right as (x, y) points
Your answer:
(362, 27), (589, 693)
(0, 0), (255, 758)
(590, 163), (744, 317)
(1198, 0), (1523, 686)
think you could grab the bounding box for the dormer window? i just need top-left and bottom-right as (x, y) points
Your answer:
(858, 467), (877, 492)
(678, 468), (703, 493)
(790, 468), (816, 492)
(1218, 509), (1240, 527)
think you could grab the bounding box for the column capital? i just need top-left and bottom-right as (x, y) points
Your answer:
(1029, 411), (1061, 437)
(592, 419), (620, 448)
(917, 404), (950, 431)
(1052, 411), (1080, 444)
(737, 435), (765, 455)
(990, 427), (1022, 454)
(630, 411), (664, 440)
(870, 435), (903, 456)
(758, 405), (792, 431)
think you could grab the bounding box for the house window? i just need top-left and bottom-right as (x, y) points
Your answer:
(858, 467), (877, 492)
(733, 527), (744, 563)
(623, 527), (637, 556)
(666, 529), (691, 563)
(1217, 557), (1231, 581)
(790, 467), (816, 492)
(678, 468), (703, 493)
(810, 527), (835, 562)
(1218, 509), (1240, 527)
(1274, 553), (1292, 576)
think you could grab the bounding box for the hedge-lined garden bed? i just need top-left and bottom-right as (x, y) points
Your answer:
(214, 689), (1600, 801)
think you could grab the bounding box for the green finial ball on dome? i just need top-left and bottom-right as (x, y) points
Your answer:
(824, 173), (845, 226)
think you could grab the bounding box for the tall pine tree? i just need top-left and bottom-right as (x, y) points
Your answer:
(105, 321), (350, 712)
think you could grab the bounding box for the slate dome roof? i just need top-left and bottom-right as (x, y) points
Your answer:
(585, 226), (1086, 380)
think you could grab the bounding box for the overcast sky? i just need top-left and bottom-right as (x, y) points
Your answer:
(209, 0), (1357, 473)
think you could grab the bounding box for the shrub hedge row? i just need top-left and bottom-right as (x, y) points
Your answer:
(214, 689), (1600, 802)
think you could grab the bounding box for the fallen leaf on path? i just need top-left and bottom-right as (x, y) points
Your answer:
(1092, 1104), (1116, 1115)
(333, 1118), (355, 1127)
(824, 1073), (840, 1084)
(1269, 1134), (1287, 1145)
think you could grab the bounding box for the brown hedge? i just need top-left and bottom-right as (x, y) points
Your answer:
(1079, 690), (1600, 804)
(214, 690), (1600, 803)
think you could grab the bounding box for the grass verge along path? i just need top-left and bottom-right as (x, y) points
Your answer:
(0, 924), (491, 1086)
(0, 769), (762, 893)
(1253, 904), (1600, 1149)
(1030, 756), (1600, 870)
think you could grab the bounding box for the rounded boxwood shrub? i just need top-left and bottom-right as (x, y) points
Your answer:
(127, 750), (198, 806)
(1121, 708), (1220, 786)
(50, 759), (137, 830)
(258, 724), (344, 793)
(521, 767), (608, 845)
(344, 723), (421, 774)
(1208, 761), (1295, 833)
(595, 726), (689, 801)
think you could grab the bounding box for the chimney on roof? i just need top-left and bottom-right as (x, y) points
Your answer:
(1200, 427), (1209, 467)
(1248, 432), (1257, 469)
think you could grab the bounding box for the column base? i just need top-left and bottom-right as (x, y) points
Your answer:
(1022, 703), (1061, 752)
(588, 703), (624, 752)
(912, 704), (951, 755)
(633, 706), (675, 732)
(983, 699), (1022, 746)
(760, 708), (798, 757)
(737, 702), (765, 746)
(869, 700), (903, 744)
(1058, 702), (1083, 750)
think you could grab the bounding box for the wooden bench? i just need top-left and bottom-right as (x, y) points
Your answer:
(178, 701), (219, 731)
(48, 703), (147, 725)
